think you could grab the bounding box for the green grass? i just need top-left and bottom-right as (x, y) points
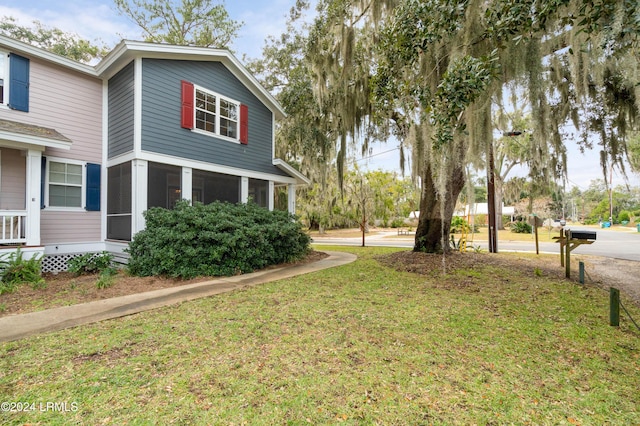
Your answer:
(1, 246), (639, 425)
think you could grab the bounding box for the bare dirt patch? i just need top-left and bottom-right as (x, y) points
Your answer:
(0, 250), (328, 318)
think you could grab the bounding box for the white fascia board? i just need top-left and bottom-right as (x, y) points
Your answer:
(0, 131), (72, 150)
(136, 150), (299, 184)
(272, 159), (310, 185)
(0, 35), (97, 77)
(96, 40), (286, 120)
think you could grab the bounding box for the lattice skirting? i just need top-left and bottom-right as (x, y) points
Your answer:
(41, 252), (127, 273)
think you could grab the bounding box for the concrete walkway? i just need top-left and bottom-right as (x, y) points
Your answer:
(0, 251), (356, 343)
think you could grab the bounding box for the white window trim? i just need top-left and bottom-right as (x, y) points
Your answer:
(0, 50), (9, 108)
(44, 157), (86, 211)
(193, 84), (241, 144)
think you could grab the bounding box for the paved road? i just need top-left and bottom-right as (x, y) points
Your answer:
(312, 227), (640, 261)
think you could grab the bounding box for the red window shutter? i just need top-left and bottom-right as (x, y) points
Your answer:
(240, 104), (248, 144)
(181, 80), (194, 129)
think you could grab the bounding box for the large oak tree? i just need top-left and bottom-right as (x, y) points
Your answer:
(303, 0), (639, 253)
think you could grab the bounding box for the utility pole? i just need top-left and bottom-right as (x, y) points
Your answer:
(487, 138), (498, 253)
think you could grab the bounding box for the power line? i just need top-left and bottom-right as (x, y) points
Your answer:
(352, 146), (401, 163)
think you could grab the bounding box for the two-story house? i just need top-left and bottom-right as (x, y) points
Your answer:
(0, 36), (308, 271)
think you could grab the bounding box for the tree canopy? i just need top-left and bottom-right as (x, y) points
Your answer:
(265, 0), (639, 253)
(0, 17), (107, 63)
(114, 0), (242, 49)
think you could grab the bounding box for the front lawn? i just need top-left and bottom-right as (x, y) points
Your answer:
(1, 246), (638, 424)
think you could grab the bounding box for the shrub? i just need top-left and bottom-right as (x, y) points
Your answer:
(450, 216), (468, 233)
(96, 267), (118, 289)
(0, 248), (45, 293)
(67, 251), (115, 275)
(617, 211), (631, 223)
(510, 220), (532, 234)
(390, 218), (405, 228)
(126, 201), (311, 278)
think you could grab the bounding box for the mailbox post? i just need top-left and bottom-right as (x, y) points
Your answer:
(563, 229), (596, 278)
(529, 214), (543, 254)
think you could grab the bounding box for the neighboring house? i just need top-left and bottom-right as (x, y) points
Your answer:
(454, 203), (516, 224)
(0, 36), (308, 271)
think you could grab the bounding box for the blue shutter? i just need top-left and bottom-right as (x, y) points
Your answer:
(40, 156), (46, 209)
(86, 163), (101, 211)
(9, 54), (29, 112)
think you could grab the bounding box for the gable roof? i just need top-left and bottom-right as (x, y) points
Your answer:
(96, 40), (286, 120)
(0, 35), (285, 120)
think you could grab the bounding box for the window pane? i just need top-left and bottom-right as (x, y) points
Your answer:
(196, 110), (216, 133)
(107, 215), (132, 241)
(220, 117), (237, 139)
(50, 171), (67, 184)
(108, 162), (131, 215)
(206, 93), (216, 112)
(67, 164), (83, 184)
(50, 184), (81, 207)
(66, 186), (82, 206)
(249, 178), (269, 208)
(193, 170), (240, 204)
(148, 162), (182, 209)
(220, 99), (238, 121)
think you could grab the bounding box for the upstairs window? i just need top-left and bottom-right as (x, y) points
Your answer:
(0, 52), (30, 111)
(181, 80), (247, 144)
(195, 89), (216, 133)
(219, 98), (238, 139)
(0, 52), (5, 104)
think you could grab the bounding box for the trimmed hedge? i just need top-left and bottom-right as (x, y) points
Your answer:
(127, 201), (311, 278)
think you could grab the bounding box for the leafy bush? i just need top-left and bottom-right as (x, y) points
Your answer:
(390, 218), (406, 228)
(67, 251), (118, 290)
(450, 216), (468, 233)
(127, 201), (311, 278)
(617, 211), (631, 223)
(510, 220), (532, 234)
(67, 251), (115, 275)
(96, 267), (118, 289)
(0, 248), (45, 293)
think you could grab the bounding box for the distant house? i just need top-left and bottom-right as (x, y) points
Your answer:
(0, 36), (308, 271)
(454, 203), (515, 223)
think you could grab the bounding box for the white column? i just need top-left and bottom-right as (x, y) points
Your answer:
(268, 181), (274, 211)
(25, 149), (42, 246)
(182, 167), (192, 204)
(241, 176), (249, 203)
(288, 184), (296, 215)
(132, 159), (148, 235)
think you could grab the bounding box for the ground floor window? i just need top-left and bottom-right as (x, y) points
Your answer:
(249, 178), (268, 208)
(192, 170), (240, 204)
(48, 160), (83, 208)
(107, 162), (131, 241)
(148, 162), (182, 209)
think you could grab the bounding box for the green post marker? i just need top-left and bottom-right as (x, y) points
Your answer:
(610, 287), (620, 327)
(565, 230), (571, 279)
(579, 261), (584, 284)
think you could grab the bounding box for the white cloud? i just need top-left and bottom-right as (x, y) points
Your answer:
(0, 2), (139, 47)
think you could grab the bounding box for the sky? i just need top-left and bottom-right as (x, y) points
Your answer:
(1, 0), (638, 191)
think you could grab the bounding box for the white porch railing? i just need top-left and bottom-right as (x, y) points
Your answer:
(1, 210), (27, 244)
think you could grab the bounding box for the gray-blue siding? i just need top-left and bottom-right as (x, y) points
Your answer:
(140, 59), (287, 177)
(108, 61), (135, 158)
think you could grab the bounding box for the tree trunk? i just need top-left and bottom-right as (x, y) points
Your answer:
(414, 159), (466, 253)
(495, 176), (505, 229)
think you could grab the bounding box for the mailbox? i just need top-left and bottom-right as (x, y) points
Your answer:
(569, 230), (597, 240)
